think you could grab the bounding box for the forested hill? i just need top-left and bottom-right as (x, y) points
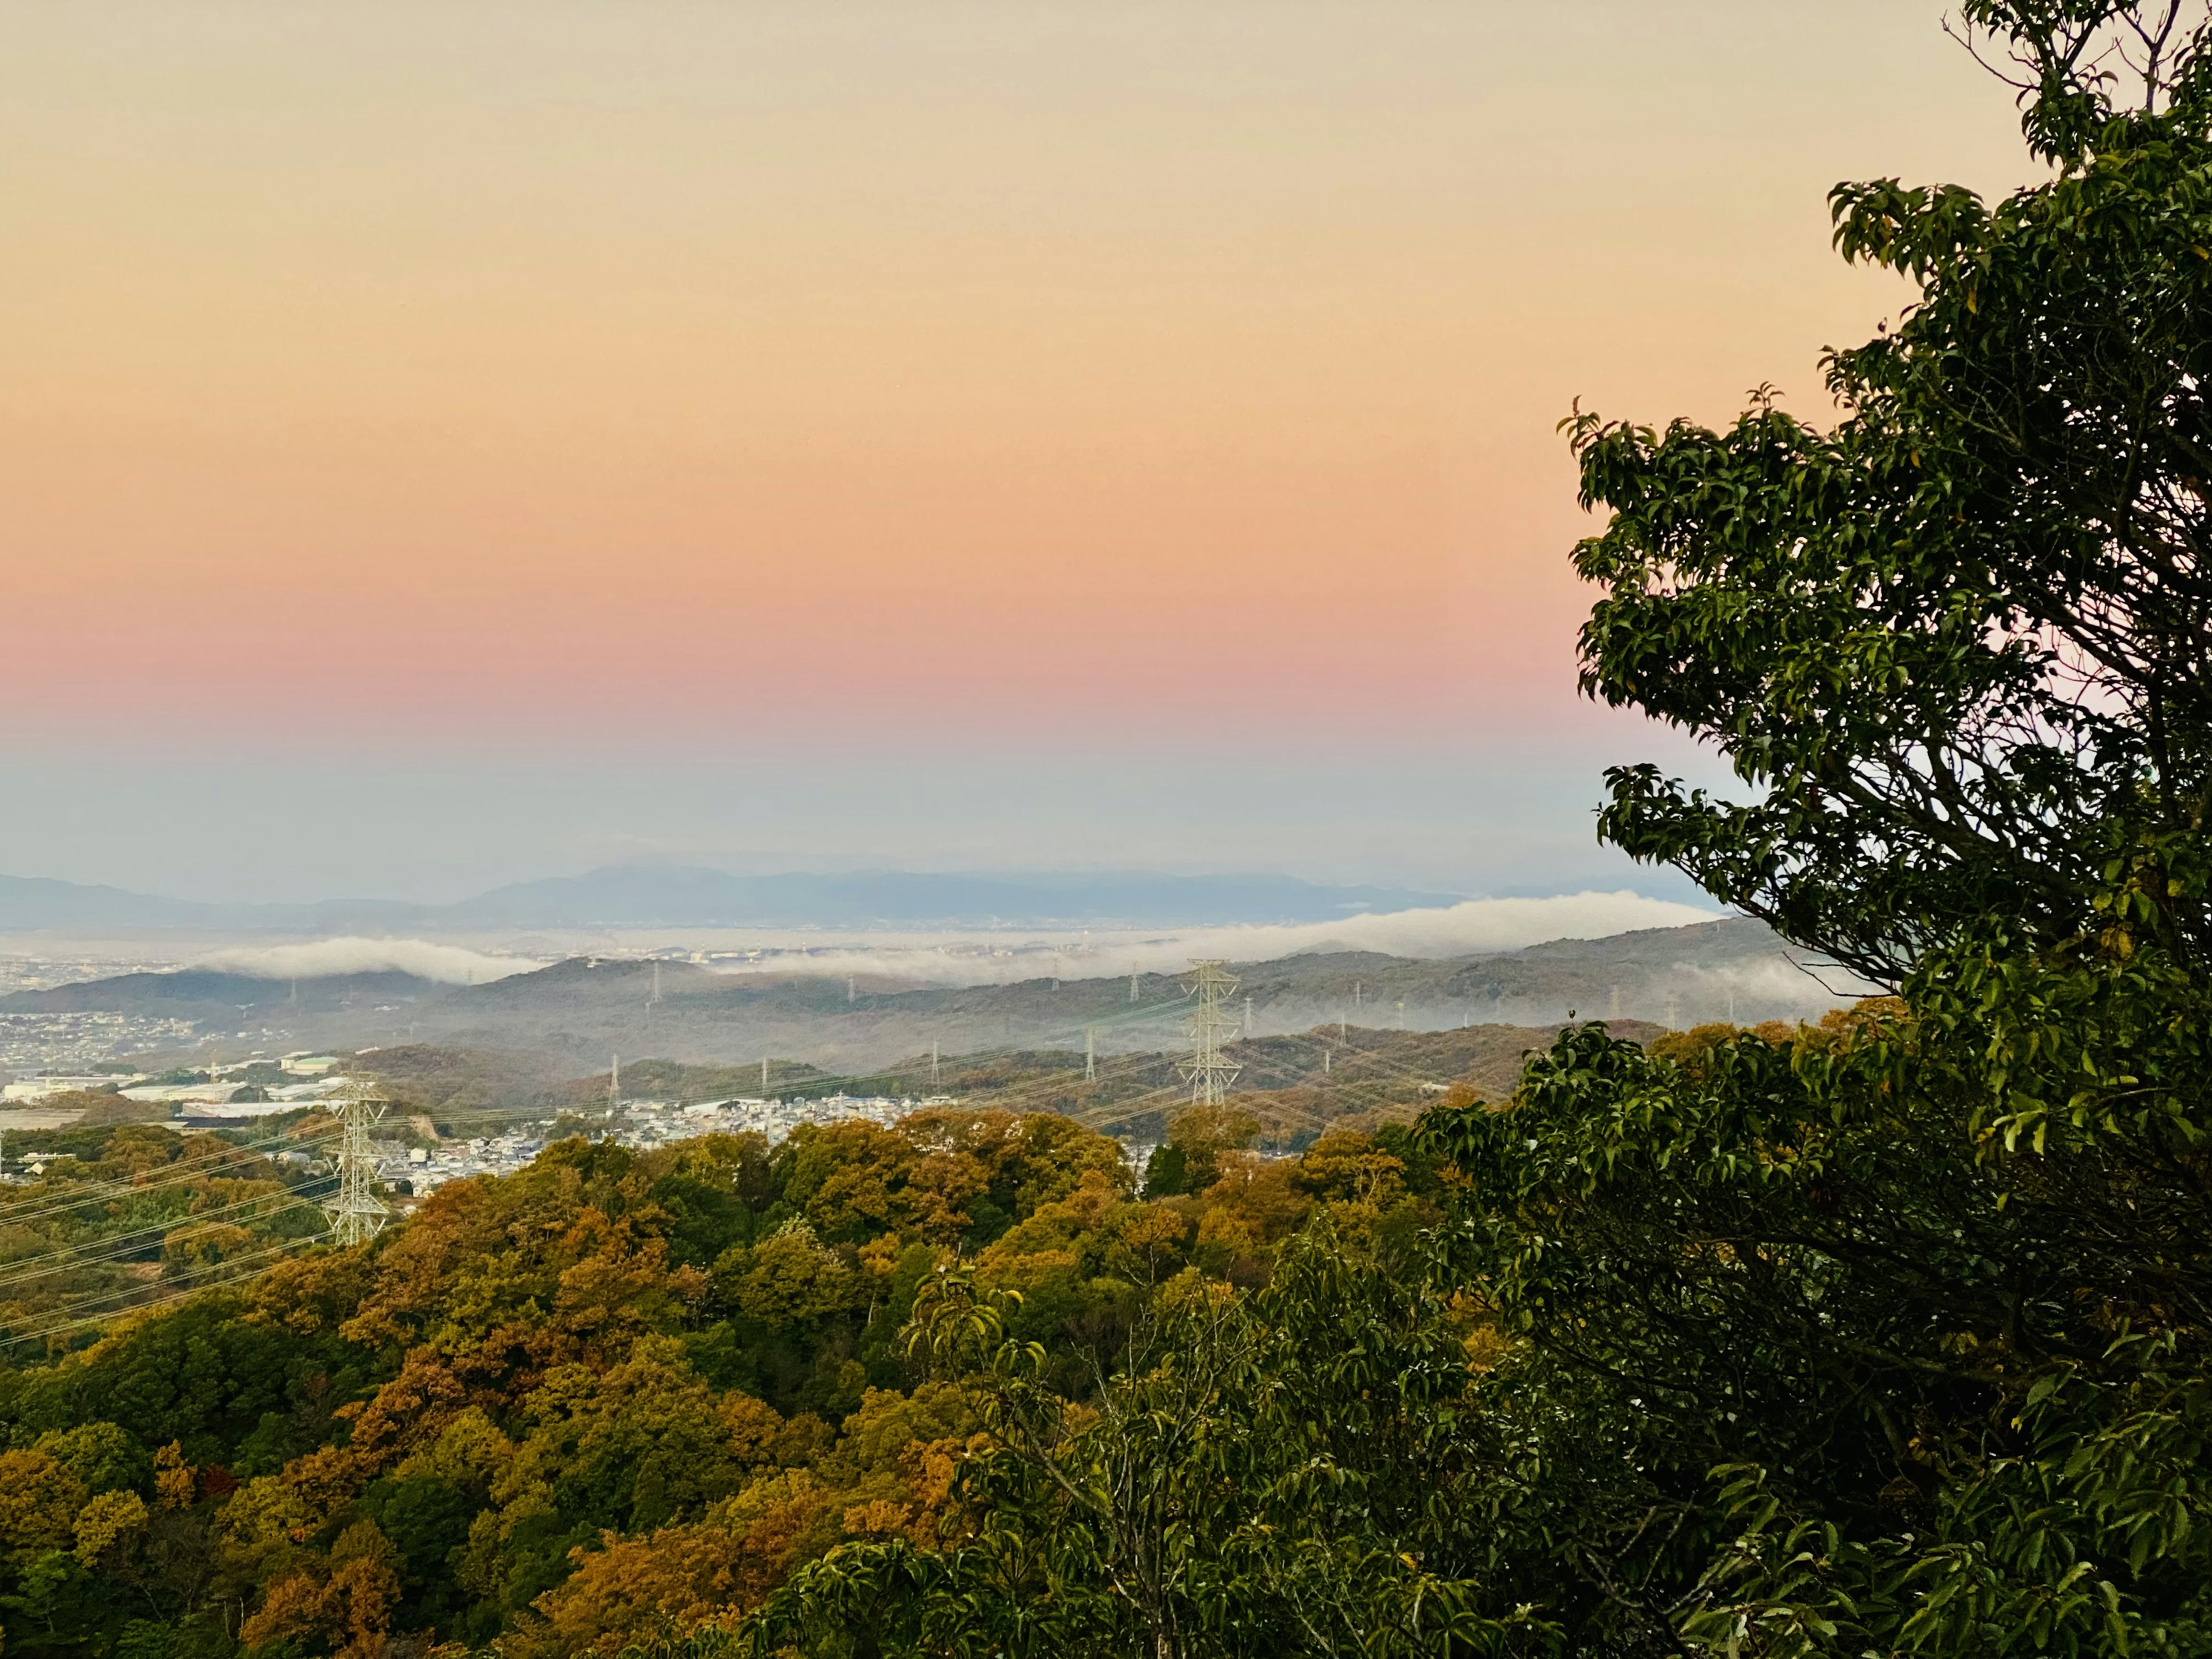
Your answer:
(0, 1103), (1445, 1658)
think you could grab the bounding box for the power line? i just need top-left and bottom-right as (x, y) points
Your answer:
(0, 1141), (309, 1230)
(407, 1013), (1409, 1143)
(1069, 1079), (1205, 1133)
(0, 1019), (1487, 1350)
(1068, 1021), (1483, 1134)
(5, 1229), (331, 1327)
(0, 1189), (327, 1291)
(309, 998), (1462, 1180)
(368, 1030), (1446, 1160)
(504, 993), (1197, 1118)
(0, 1131), (341, 1232)
(1230, 1026), (1472, 1092)
(349, 1009), (1452, 1142)
(0, 1116), (342, 1219)
(0, 1230), (334, 1349)
(0, 1009), (1433, 1354)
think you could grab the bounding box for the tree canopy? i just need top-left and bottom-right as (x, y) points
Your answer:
(1572, 0), (2211, 987)
(726, 6), (2212, 1656)
(0, 1102), (1421, 1659)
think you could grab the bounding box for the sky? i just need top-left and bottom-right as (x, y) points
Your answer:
(1, 2), (2040, 904)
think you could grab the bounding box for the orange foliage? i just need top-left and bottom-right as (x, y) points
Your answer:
(153, 1442), (195, 1511)
(518, 1475), (840, 1659)
(0, 1109), (1445, 1654)
(241, 1521), (403, 1659)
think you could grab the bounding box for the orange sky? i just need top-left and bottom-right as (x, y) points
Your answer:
(0, 3), (2065, 900)
(4, 1), (2039, 746)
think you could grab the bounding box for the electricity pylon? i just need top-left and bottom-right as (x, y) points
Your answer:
(1178, 960), (1241, 1106)
(324, 1086), (392, 1246)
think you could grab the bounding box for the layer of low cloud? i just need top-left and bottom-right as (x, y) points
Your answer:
(1186, 891), (1722, 963)
(192, 937), (535, 985)
(685, 891), (1723, 986)
(180, 893), (1722, 994)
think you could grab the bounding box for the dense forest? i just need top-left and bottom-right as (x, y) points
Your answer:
(2, 0), (2209, 1654)
(0, 1102), (1448, 1658)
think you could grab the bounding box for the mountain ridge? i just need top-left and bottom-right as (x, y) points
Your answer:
(0, 866), (1467, 933)
(0, 918), (1831, 1073)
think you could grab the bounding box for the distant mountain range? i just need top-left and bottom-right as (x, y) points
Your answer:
(0, 867), (1467, 933)
(0, 918), (1843, 1074)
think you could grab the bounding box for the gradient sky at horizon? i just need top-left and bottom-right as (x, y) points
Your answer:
(3, 2), (2043, 903)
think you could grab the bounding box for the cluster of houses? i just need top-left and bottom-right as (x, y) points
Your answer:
(390, 1091), (949, 1195)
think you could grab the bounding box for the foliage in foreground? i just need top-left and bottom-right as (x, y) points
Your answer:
(0, 1097), (1432, 1659)
(738, 983), (2210, 1657)
(730, 4), (2212, 1654)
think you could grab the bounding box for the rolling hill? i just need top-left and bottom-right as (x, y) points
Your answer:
(0, 917), (1846, 1074)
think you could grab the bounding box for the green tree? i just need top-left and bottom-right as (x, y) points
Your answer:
(737, 7), (2212, 1656)
(1479, 1), (2212, 1648)
(1570, 1), (2211, 987)
(1139, 1105), (1259, 1201)
(748, 1232), (1547, 1659)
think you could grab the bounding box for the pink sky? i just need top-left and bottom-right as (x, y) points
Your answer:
(0, 3), (2046, 898)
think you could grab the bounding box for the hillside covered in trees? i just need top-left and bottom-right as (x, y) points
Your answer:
(0, 1104), (1449, 1658)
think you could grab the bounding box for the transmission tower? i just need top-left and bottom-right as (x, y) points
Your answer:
(324, 1087), (392, 1247)
(1177, 960), (1242, 1106)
